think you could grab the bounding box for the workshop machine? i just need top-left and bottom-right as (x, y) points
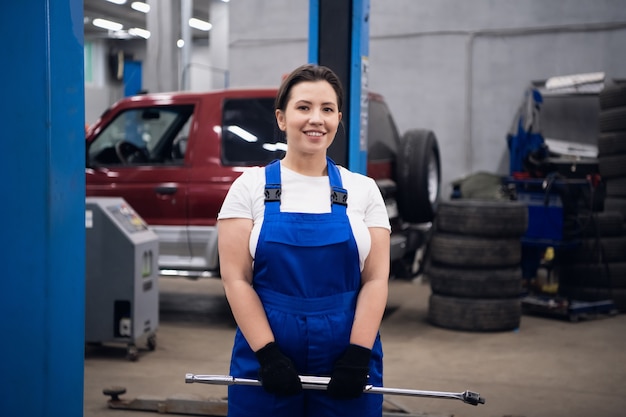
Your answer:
(506, 72), (617, 320)
(85, 197), (159, 360)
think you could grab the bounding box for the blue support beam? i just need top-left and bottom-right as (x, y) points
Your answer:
(309, 0), (370, 174)
(0, 1), (86, 416)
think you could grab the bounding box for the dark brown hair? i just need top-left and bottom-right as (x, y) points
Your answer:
(275, 64), (344, 112)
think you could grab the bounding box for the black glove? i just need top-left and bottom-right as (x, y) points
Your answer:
(327, 344), (372, 399)
(255, 342), (302, 396)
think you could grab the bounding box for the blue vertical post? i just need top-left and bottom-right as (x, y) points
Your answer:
(349, 0), (370, 174)
(0, 1), (85, 417)
(309, 0), (370, 174)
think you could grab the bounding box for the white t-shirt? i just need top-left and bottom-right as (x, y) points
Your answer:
(218, 163), (391, 271)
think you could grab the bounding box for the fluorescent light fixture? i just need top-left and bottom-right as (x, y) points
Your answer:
(106, 0), (127, 4)
(227, 126), (258, 143)
(221, 0), (230, 2)
(262, 142), (288, 152)
(189, 18), (212, 31)
(129, 27), (150, 39)
(93, 18), (123, 31)
(131, 2), (150, 13)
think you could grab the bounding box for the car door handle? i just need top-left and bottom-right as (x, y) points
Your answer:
(155, 185), (178, 195)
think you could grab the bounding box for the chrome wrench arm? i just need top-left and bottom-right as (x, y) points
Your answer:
(185, 374), (485, 406)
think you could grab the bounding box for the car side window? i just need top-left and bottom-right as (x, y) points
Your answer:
(87, 105), (194, 166)
(221, 98), (287, 166)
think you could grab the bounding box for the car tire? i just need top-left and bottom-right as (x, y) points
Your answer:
(427, 264), (522, 298)
(557, 236), (626, 264)
(430, 233), (522, 267)
(428, 294), (521, 331)
(599, 82), (626, 110)
(599, 106), (626, 133)
(558, 262), (626, 289)
(598, 132), (626, 156)
(606, 177), (626, 197)
(435, 199), (528, 237)
(599, 154), (626, 179)
(604, 197), (626, 219)
(564, 210), (625, 238)
(396, 129), (441, 223)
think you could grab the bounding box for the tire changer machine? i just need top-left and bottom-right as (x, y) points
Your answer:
(506, 73), (617, 320)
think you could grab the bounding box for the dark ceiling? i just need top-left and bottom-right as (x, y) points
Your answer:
(83, 0), (212, 40)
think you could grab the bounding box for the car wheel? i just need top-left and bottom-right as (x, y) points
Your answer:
(396, 129), (441, 223)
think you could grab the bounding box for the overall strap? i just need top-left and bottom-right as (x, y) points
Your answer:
(263, 160), (281, 215)
(263, 157), (348, 214)
(326, 157), (348, 214)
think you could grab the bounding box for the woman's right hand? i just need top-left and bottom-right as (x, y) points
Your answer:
(255, 342), (303, 396)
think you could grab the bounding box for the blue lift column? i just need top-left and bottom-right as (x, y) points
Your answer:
(0, 2), (85, 417)
(309, 0), (370, 174)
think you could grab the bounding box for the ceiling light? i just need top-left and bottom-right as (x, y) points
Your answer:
(227, 126), (258, 143)
(177, 39), (185, 48)
(129, 28), (150, 39)
(106, 0), (127, 4)
(189, 18), (212, 31)
(131, 2), (150, 13)
(93, 18), (123, 31)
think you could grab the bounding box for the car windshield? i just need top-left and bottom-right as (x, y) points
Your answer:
(87, 105), (194, 166)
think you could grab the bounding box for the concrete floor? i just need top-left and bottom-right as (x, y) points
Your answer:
(84, 277), (626, 417)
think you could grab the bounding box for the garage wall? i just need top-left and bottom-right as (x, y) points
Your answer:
(84, 38), (147, 126)
(228, 0), (626, 198)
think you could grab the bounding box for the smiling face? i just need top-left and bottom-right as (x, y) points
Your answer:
(275, 80), (342, 158)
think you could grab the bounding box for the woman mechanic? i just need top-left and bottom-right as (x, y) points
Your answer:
(217, 64), (391, 417)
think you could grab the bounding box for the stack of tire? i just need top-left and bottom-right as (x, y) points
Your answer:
(425, 199), (528, 331)
(556, 210), (626, 312)
(556, 81), (626, 313)
(599, 81), (626, 222)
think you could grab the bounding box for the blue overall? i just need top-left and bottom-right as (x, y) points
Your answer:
(227, 158), (383, 417)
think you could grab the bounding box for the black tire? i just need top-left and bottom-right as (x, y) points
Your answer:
(564, 210), (625, 238)
(558, 236), (626, 263)
(606, 177), (626, 197)
(428, 294), (521, 331)
(599, 154), (626, 178)
(427, 263), (522, 298)
(599, 82), (626, 110)
(435, 199), (528, 237)
(430, 233), (521, 267)
(604, 197), (626, 218)
(396, 129), (441, 223)
(599, 107), (626, 132)
(598, 132), (626, 156)
(558, 262), (626, 288)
